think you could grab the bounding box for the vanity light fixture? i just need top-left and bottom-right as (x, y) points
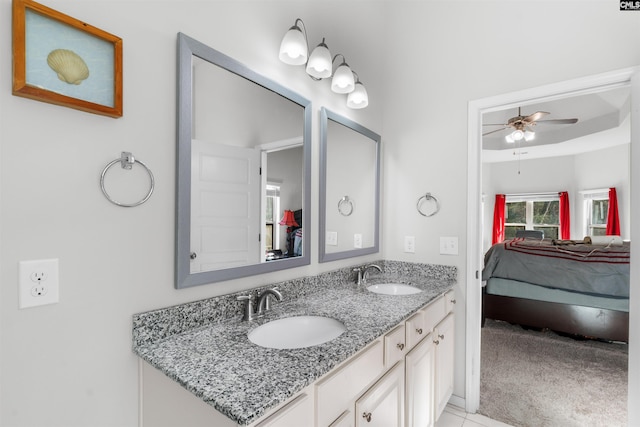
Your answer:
(279, 18), (369, 109)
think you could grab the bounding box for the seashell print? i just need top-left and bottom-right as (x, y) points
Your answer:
(46, 49), (90, 85)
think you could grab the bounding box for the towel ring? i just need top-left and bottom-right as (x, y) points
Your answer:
(417, 192), (440, 217)
(100, 152), (155, 207)
(338, 196), (354, 216)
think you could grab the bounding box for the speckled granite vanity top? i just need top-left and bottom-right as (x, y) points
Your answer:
(133, 261), (455, 425)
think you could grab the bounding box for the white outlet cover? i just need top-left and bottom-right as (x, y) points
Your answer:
(19, 258), (59, 309)
(326, 231), (338, 246)
(404, 236), (416, 253)
(354, 234), (363, 248)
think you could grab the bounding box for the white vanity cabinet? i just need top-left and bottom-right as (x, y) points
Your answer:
(355, 361), (405, 427)
(434, 312), (455, 419)
(405, 290), (456, 427)
(139, 289), (455, 427)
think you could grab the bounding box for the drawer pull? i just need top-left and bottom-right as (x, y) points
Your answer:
(439, 334), (445, 340)
(362, 412), (372, 422)
(416, 328), (423, 335)
(451, 299), (457, 304)
(397, 343), (405, 351)
(434, 339), (440, 345)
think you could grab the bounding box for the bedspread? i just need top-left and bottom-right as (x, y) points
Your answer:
(482, 238), (630, 298)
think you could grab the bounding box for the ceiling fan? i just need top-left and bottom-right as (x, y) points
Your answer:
(483, 107), (579, 140)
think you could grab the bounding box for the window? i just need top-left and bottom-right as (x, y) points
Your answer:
(265, 184), (280, 251)
(505, 195), (560, 240)
(583, 191), (609, 237)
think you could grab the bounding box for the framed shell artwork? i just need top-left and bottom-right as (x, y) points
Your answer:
(12, 0), (123, 118)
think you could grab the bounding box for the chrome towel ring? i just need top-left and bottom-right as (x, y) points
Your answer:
(417, 192), (440, 217)
(100, 152), (155, 207)
(338, 196), (354, 216)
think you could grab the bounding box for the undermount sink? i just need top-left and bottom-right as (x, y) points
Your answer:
(367, 283), (422, 295)
(248, 316), (346, 349)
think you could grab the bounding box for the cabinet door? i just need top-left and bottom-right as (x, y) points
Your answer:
(330, 410), (354, 427)
(405, 333), (435, 427)
(434, 313), (455, 419)
(255, 393), (313, 427)
(355, 362), (404, 427)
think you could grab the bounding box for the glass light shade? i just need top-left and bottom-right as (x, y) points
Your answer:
(331, 63), (355, 93)
(279, 27), (308, 65)
(505, 130), (534, 143)
(347, 82), (369, 109)
(306, 42), (332, 79)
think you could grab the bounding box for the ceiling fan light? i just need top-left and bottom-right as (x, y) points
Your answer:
(347, 82), (368, 109)
(331, 63), (355, 93)
(279, 25), (308, 65)
(306, 40), (332, 79)
(523, 131), (535, 141)
(512, 129), (524, 141)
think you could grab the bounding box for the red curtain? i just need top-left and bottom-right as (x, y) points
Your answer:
(606, 187), (621, 235)
(492, 194), (506, 245)
(559, 191), (570, 239)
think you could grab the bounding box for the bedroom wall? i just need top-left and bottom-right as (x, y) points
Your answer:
(482, 143), (631, 249)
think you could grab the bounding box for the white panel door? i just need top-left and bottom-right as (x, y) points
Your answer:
(191, 139), (261, 273)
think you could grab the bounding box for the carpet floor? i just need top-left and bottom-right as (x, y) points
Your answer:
(479, 319), (628, 427)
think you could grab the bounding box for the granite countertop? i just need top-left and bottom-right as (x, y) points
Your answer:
(134, 273), (454, 426)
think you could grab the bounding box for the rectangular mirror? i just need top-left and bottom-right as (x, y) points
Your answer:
(176, 33), (311, 288)
(319, 107), (381, 262)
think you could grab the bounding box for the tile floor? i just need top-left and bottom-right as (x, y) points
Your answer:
(436, 405), (513, 427)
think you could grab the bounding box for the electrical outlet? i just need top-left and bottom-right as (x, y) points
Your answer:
(19, 258), (59, 309)
(354, 234), (363, 248)
(404, 236), (415, 253)
(326, 231), (338, 246)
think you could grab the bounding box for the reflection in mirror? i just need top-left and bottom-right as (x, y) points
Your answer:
(319, 107), (380, 262)
(176, 33), (311, 288)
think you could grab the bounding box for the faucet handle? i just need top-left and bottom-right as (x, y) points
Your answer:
(353, 267), (364, 285)
(237, 294), (255, 321)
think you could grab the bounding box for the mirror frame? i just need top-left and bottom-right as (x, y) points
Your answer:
(319, 107), (381, 262)
(176, 33), (312, 289)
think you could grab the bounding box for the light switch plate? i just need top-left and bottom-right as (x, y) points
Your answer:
(354, 234), (363, 248)
(440, 237), (459, 255)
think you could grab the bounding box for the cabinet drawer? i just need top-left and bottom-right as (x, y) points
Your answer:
(316, 340), (384, 427)
(423, 295), (446, 333)
(384, 324), (406, 368)
(444, 290), (456, 313)
(405, 311), (427, 351)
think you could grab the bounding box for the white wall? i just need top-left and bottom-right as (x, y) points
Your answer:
(482, 143), (630, 249)
(380, 0), (640, 417)
(2, 1), (640, 426)
(0, 2), (385, 426)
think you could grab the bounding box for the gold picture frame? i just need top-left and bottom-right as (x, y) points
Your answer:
(12, 0), (123, 118)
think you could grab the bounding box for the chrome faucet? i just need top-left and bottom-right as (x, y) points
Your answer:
(256, 287), (283, 315)
(354, 264), (382, 285)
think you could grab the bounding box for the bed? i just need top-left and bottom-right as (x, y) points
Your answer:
(482, 237), (630, 342)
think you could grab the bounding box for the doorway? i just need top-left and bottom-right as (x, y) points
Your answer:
(465, 67), (640, 421)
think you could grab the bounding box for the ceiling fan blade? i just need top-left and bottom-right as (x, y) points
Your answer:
(536, 118), (579, 125)
(483, 123), (509, 127)
(523, 111), (550, 123)
(482, 127), (508, 136)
